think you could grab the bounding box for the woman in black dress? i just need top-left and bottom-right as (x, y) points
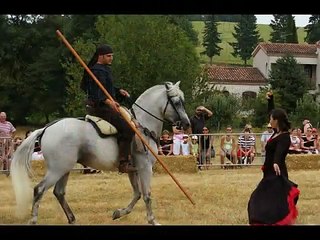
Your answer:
(247, 92), (300, 225)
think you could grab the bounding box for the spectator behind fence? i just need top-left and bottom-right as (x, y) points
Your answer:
(190, 135), (199, 157)
(289, 128), (302, 154)
(261, 123), (274, 160)
(158, 130), (173, 156)
(172, 124), (184, 155)
(189, 106), (213, 135)
(220, 126), (236, 165)
(199, 127), (214, 170)
(301, 127), (318, 154)
(181, 134), (191, 156)
(237, 128), (255, 164)
(302, 119), (313, 135)
(0, 112), (16, 138)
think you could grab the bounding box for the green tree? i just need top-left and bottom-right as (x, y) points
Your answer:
(286, 15), (298, 43)
(206, 92), (241, 131)
(229, 15), (260, 66)
(167, 15), (198, 45)
(289, 94), (320, 128)
(63, 15), (200, 116)
(270, 15), (298, 43)
(268, 55), (308, 114)
(304, 15), (320, 44)
(201, 15), (222, 64)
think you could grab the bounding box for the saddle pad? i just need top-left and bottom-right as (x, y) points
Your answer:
(85, 115), (118, 136)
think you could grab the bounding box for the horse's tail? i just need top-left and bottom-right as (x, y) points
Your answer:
(10, 127), (46, 218)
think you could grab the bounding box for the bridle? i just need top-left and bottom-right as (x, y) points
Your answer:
(130, 91), (185, 128)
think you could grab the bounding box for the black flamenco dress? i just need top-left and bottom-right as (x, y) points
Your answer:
(247, 132), (300, 225)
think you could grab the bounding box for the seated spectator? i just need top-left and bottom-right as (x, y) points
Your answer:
(13, 137), (23, 151)
(220, 125), (236, 166)
(181, 134), (191, 156)
(199, 127), (214, 170)
(301, 127), (318, 154)
(289, 128), (302, 154)
(260, 123), (274, 160)
(237, 128), (255, 164)
(302, 119), (313, 135)
(158, 130), (173, 156)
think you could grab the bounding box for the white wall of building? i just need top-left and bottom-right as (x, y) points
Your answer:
(253, 49), (318, 79)
(210, 83), (266, 97)
(253, 50), (269, 78)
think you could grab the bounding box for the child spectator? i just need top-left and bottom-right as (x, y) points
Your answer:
(181, 134), (191, 156)
(190, 135), (199, 157)
(158, 130), (173, 156)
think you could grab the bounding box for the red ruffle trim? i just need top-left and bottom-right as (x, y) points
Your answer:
(274, 186), (300, 225)
(250, 186), (300, 226)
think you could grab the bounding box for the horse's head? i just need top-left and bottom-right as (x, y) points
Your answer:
(163, 81), (190, 131)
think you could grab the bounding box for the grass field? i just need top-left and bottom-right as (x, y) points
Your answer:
(0, 163), (319, 225)
(192, 21), (307, 66)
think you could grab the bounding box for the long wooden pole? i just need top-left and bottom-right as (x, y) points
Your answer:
(56, 30), (195, 205)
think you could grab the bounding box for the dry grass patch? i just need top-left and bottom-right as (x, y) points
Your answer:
(153, 155), (198, 174)
(1, 167), (319, 225)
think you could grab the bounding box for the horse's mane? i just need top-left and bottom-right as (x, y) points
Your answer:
(137, 82), (184, 102)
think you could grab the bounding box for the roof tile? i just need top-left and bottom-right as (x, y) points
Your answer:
(208, 66), (267, 84)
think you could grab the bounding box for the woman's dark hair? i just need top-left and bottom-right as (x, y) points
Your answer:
(270, 108), (291, 131)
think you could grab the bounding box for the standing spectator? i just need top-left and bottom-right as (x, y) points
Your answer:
(181, 134), (191, 156)
(0, 112), (15, 174)
(248, 90), (300, 225)
(220, 125), (237, 165)
(190, 135), (199, 157)
(260, 123), (274, 160)
(0, 112), (16, 137)
(172, 124), (184, 155)
(199, 127), (214, 170)
(189, 106), (213, 135)
(158, 130), (173, 156)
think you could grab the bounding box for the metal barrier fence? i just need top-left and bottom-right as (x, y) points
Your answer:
(172, 132), (269, 170)
(0, 137), (13, 176)
(1, 132), (269, 175)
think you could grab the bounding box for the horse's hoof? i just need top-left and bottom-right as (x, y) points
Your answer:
(28, 219), (37, 225)
(112, 209), (121, 220)
(69, 219), (76, 224)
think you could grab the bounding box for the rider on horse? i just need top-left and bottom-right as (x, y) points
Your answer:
(81, 44), (136, 173)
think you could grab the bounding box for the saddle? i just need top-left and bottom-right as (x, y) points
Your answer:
(85, 106), (135, 138)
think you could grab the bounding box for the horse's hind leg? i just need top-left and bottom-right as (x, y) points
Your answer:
(53, 172), (75, 224)
(112, 171), (141, 220)
(30, 173), (62, 224)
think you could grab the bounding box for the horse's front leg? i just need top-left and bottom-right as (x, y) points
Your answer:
(112, 171), (141, 220)
(140, 166), (160, 225)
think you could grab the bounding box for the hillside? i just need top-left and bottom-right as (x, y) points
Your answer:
(192, 21), (307, 66)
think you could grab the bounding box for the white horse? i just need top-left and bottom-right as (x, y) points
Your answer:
(10, 81), (190, 225)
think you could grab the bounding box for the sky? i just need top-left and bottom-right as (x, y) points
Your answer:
(255, 15), (311, 27)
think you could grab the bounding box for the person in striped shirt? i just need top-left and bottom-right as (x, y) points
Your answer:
(0, 112), (16, 138)
(237, 127), (255, 164)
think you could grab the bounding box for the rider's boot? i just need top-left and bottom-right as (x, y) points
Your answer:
(118, 140), (137, 173)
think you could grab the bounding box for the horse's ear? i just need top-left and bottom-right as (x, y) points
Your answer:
(164, 82), (173, 90)
(175, 81), (181, 88)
